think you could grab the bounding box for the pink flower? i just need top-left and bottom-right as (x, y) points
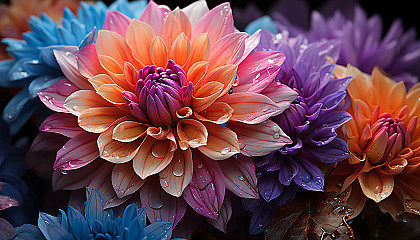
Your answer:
(34, 0), (297, 230)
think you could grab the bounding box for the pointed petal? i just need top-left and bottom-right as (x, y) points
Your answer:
(227, 120), (292, 157)
(170, 33), (191, 67)
(198, 64), (237, 96)
(186, 60), (209, 86)
(138, 1), (170, 35)
(126, 19), (155, 67)
(359, 170), (394, 202)
(150, 36), (168, 68)
(161, 8), (191, 47)
(74, 43), (106, 79)
(88, 74), (115, 91)
(159, 148), (193, 197)
(40, 113), (82, 138)
(182, 0), (209, 28)
(191, 81), (224, 113)
(102, 11), (131, 36)
(97, 83), (126, 104)
(176, 119), (208, 149)
(194, 101), (233, 124)
(97, 30), (132, 74)
(186, 33), (210, 69)
(64, 90), (113, 116)
(112, 162), (146, 198)
(198, 122), (239, 160)
(259, 80), (298, 107)
(78, 106), (127, 133)
(207, 32), (246, 70)
(38, 78), (79, 113)
(206, 192), (232, 233)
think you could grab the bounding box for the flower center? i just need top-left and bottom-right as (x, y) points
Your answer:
(123, 60), (193, 127)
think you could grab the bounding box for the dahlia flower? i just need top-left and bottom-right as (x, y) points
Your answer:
(0, 0), (147, 134)
(328, 65), (420, 218)
(34, 0), (297, 229)
(242, 30), (351, 234)
(245, 2), (420, 89)
(11, 188), (175, 240)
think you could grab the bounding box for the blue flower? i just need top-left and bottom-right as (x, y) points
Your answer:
(11, 188), (176, 240)
(0, 0), (147, 134)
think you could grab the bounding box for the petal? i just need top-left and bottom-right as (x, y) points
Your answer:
(161, 8), (191, 47)
(170, 33), (191, 67)
(206, 193), (232, 233)
(88, 74), (115, 91)
(194, 101), (234, 124)
(40, 113), (82, 138)
(126, 19), (155, 67)
(207, 32), (247, 70)
(150, 36), (168, 68)
(359, 170), (394, 202)
(227, 120), (292, 157)
(97, 117), (142, 163)
(191, 81), (224, 113)
(138, 1), (170, 35)
(218, 154), (259, 198)
(140, 177), (187, 227)
(259, 80), (298, 107)
(112, 162), (146, 198)
(74, 43), (106, 79)
(97, 83), (126, 105)
(38, 78), (79, 113)
(197, 64), (237, 96)
(177, 119), (208, 149)
(54, 131), (99, 170)
(219, 92), (286, 124)
(132, 135), (175, 179)
(0, 218), (16, 239)
(185, 33), (210, 69)
(192, 2), (234, 45)
(258, 172), (283, 201)
(293, 158), (324, 191)
(159, 148), (193, 197)
(198, 122), (239, 160)
(78, 106), (127, 133)
(186, 60), (209, 86)
(182, 0), (209, 28)
(183, 150), (225, 220)
(97, 30), (132, 74)
(112, 120), (148, 142)
(64, 90), (113, 116)
(102, 11), (131, 36)
(304, 138), (350, 163)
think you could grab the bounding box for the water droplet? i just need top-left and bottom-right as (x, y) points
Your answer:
(273, 133), (280, 139)
(197, 163), (203, 169)
(238, 175), (244, 181)
(172, 158), (184, 177)
(264, 191), (271, 199)
(43, 124), (52, 131)
(300, 174), (311, 183)
(271, 125), (280, 132)
(148, 192), (163, 210)
(156, 217), (162, 222)
(161, 179), (169, 188)
(151, 141), (169, 159)
(61, 170), (69, 175)
(221, 147), (230, 155)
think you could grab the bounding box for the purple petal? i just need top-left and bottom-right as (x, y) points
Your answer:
(257, 171), (283, 202)
(303, 138), (350, 163)
(292, 158), (323, 191)
(277, 157), (298, 186)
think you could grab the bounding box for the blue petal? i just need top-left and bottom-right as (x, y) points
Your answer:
(38, 212), (61, 240)
(46, 224), (73, 240)
(67, 207), (90, 239)
(85, 189), (113, 229)
(105, 221), (118, 238)
(10, 224), (45, 240)
(0, 60), (17, 87)
(28, 76), (61, 99)
(39, 46), (65, 68)
(79, 27), (97, 49)
(121, 204), (138, 228)
(143, 222), (172, 240)
(245, 16), (278, 35)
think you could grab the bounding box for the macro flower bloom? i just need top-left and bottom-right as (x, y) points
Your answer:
(10, 188), (175, 240)
(0, 0), (147, 134)
(245, 2), (420, 89)
(328, 65), (420, 218)
(242, 30), (351, 234)
(34, 0), (297, 229)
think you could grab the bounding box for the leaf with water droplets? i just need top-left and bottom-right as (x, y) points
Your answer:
(264, 191), (355, 240)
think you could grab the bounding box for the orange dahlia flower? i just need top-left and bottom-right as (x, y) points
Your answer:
(328, 64), (420, 218)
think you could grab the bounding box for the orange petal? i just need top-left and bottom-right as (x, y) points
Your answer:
(186, 61), (209, 86)
(197, 64), (237, 95)
(150, 36), (168, 68)
(198, 122), (239, 160)
(170, 32), (191, 67)
(207, 32), (246, 70)
(176, 107), (193, 119)
(146, 126), (169, 140)
(97, 117), (142, 163)
(177, 119), (208, 149)
(112, 120), (148, 142)
(365, 128), (388, 164)
(123, 61), (139, 86)
(96, 30), (132, 73)
(98, 54), (123, 74)
(185, 32), (210, 69)
(97, 84), (126, 105)
(159, 148), (193, 197)
(161, 8), (191, 48)
(195, 101), (233, 124)
(132, 136), (175, 179)
(88, 74), (114, 91)
(378, 158), (408, 175)
(191, 81), (224, 113)
(372, 67), (396, 107)
(126, 19), (155, 67)
(386, 81), (406, 115)
(64, 90), (112, 116)
(78, 107), (127, 133)
(358, 170), (394, 202)
(112, 162), (146, 198)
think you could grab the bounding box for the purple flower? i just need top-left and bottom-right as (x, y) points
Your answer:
(247, 30), (352, 234)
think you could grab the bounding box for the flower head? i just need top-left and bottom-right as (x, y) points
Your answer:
(11, 188), (174, 240)
(0, 0), (147, 134)
(328, 65), (420, 218)
(244, 30), (351, 234)
(35, 0), (297, 229)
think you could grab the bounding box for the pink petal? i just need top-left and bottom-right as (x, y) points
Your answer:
(54, 131), (99, 170)
(88, 163), (130, 208)
(38, 78), (79, 113)
(0, 183), (19, 210)
(206, 192), (232, 233)
(234, 51), (285, 93)
(112, 162), (145, 198)
(102, 11), (131, 36)
(54, 47), (93, 90)
(218, 155), (259, 198)
(182, 150), (225, 220)
(259, 80), (298, 106)
(182, 0), (209, 28)
(192, 2), (234, 46)
(227, 120), (292, 157)
(39, 113), (82, 138)
(237, 30), (261, 64)
(218, 92), (285, 124)
(140, 177), (187, 227)
(207, 32), (247, 70)
(74, 43), (106, 79)
(138, 0), (170, 35)
(52, 159), (107, 191)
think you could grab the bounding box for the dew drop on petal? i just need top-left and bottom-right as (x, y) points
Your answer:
(238, 175), (244, 181)
(172, 158), (184, 177)
(221, 147), (230, 155)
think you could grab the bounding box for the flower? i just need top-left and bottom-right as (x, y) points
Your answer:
(0, 0), (147, 134)
(34, 0), (297, 229)
(10, 188), (175, 240)
(327, 64), (420, 218)
(245, 1), (420, 89)
(242, 30), (351, 234)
